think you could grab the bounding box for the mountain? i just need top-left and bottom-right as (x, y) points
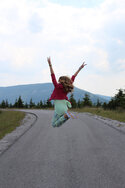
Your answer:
(0, 83), (111, 104)
(95, 94), (111, 101)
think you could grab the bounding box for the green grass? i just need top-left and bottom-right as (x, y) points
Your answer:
(71, 107), (125, 122)
(0, 110), (25, 140)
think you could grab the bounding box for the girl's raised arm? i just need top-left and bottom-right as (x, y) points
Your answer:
(47, 57), (58, 87)
(74, 62), (87, 77)
(47, 57), (54, 75)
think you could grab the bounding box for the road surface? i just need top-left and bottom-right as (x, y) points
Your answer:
(0, 110), (125, 188)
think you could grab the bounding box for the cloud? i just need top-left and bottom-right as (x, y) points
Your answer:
(28, 13), (43, 33)
(116, 59), (125, 71)
(76, 72), (125, 96)
(47, 0), (105, 8)
(0, 0), (125, 96)
(85, 48), (110, 71)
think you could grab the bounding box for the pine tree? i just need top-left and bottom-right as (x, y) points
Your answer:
(1, 100), (6, 108)
(83, 93), (92, 107)
(14, 99), (18, 108)
(77, 99), (82, 108)
(107, 88), (125, 110)
(114, 89), (125, 109)
(29, 98), (35, 108)
(5, 100), (9, 108)
(102, 102), (108, 110)
(69, 94), (77, 108)
(17, 96), (24, 108)
(43, 100), (47, 108)
(39, 100), (43, 108)
(108, 98), (116, 110)
(96, 99), (101, 108)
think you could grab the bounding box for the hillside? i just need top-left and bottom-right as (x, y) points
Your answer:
(0, 83), (111, 104)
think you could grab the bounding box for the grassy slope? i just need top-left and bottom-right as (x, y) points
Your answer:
(0, 110), (25, 140)
(72, 107), (125, 122)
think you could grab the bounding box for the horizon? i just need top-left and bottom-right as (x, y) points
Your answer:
(0, 82), (112, 97)
(0, 0), (125, 96)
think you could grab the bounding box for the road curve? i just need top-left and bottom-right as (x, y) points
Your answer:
(0, 110), (125, 188)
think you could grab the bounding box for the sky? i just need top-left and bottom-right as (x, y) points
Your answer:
(0, 0), (125, 97)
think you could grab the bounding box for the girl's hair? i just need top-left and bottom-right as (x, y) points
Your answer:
(58, 76), (74, 93)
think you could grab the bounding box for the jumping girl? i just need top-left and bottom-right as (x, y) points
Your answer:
(47, 57), (87, 127)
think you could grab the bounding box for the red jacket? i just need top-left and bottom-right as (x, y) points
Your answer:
(49, 73), (76, 101)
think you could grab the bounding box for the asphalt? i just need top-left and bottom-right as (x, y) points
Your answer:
(0, 110), (125, 188)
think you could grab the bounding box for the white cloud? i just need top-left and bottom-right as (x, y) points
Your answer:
(0, 43), (38, 69)
(86, 47), (110, 71)
(0, 0), (125, 95)
(112, 38), (124, 45)
(117, 59), (125, 70)
(76, 72), (125, 96)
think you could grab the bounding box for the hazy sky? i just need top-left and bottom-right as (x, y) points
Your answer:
(0, 0), (125, 96)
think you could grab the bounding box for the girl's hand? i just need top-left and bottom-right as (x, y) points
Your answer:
(74, 61), (87, 77)
(79, 62), (87, 69)
(47, 57), (52, 66)
(47, 57), (54, 74)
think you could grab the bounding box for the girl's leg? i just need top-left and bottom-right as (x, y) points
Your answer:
(52, 112), (69, 127)
(65, 111), (77, 119)
(51, 112), (60, 127)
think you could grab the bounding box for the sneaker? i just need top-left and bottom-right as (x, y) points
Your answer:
(65, 111), (77, 119)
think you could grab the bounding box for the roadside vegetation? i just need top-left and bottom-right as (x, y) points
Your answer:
(0, 88), (125, 123)
(71, 88), (125, 122)
(72, 107), (125, 122)
(0, 111), (25, 140)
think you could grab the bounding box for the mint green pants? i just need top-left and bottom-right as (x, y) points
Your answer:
(51, 100), (71, 127)
(52, 112), (69, 127)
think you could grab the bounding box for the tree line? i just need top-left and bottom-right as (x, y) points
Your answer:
(0, 89), (125, 110)
(0, 97), (53, 109)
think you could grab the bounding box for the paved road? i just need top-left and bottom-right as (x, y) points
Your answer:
(0, 110), (125, 188)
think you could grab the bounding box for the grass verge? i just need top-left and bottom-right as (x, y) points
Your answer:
(0, 110), (25, 140)
(71, 107), (125, 122)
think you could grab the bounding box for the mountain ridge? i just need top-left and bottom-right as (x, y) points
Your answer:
(0, 83), (111, 104)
